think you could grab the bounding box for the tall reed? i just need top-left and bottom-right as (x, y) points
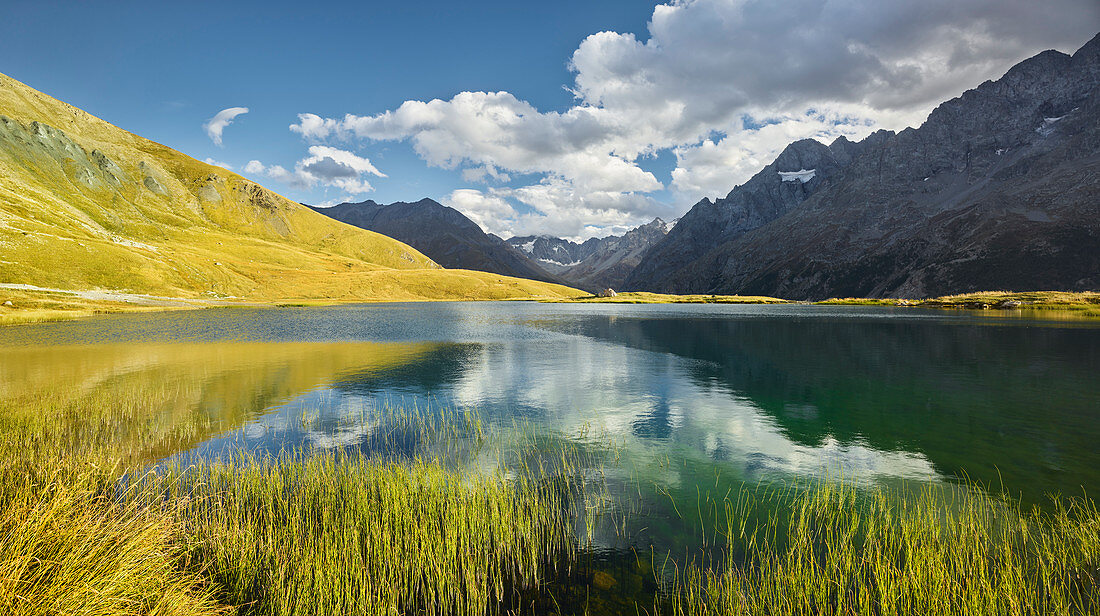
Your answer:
(159, 452), (576, 616)
(0, 462), (221, 616)
(666, 481), (1099, 616)
(3, 386), (1099, 615)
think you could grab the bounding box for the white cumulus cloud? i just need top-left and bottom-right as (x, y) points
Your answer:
(291, 93), (660, 194)
(444, 189), (520, 236)
(288, 0), (1099, 236)
(242, 146), (385, 195)
(203, 107), (249, 146)
(300, 145), (386, 179)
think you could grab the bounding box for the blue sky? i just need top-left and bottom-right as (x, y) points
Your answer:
(4, 0), (1098, 239)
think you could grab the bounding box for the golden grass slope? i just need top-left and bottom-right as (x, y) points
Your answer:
(0, 72), (581, 303)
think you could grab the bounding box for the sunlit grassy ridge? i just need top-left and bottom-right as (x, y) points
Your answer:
(0, 72), (582, 310)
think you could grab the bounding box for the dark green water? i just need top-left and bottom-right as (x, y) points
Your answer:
(3, 302), (1098, 540)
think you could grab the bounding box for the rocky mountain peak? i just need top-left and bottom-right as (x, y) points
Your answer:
(628, 131), (860, 290)
(629, 34), (1100, 297)
(504, 218), (671, 292)
(1074, 31), (1100, 60)
(636, 217), (668, 233)
(626, 33), (1100, 298)
(311, 197), (568, 286)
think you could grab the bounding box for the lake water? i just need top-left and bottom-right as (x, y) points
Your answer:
(2, 302), (1098, 556)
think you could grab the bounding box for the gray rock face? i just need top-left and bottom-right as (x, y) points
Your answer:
(509, 218), (669, 292)
(506, 235), (609, 268)
(311, 198), (569, 286)
(626, 137), (867, 291)
(628, 33), (1100, 299)
(564, 218), (669, 291)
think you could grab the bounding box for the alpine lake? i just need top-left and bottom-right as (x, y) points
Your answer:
(3, 301), (1098, 613)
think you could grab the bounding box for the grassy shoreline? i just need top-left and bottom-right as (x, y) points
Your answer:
(546, 291), (791, 305)
(4, 287), (1096, 327)
(1, 453), (579, 616)
(0, 287), (195, 326)
(817, 290), (1100, 316)
(1, 383), (1098, 614)
(4, 449), (1098, 615)
(668, 481), (1099, 615)
(551, 290), (1100, 317)
(0, 283), (578, 327)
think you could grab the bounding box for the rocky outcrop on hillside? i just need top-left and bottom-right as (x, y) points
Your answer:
(627, 33), (1100, 298)
(312, 198), (569, 286)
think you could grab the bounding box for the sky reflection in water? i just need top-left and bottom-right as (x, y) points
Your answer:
(2, 302), (1097, 508)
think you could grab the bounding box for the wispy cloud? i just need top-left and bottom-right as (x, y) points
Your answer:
(203, 106), (249, 146)
(203, 157), (233, 170)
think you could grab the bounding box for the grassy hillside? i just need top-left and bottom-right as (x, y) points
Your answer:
(0, 72), (581, 307)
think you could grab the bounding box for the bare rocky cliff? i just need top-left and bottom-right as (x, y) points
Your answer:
(509, 219), (669, 292)
(626, 136), (869, 291)
(626, 33), (1100, 299)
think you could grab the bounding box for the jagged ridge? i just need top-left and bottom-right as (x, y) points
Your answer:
(626, 33), (1100, 299)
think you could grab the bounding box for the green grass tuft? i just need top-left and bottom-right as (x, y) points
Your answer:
(0, 462), (221, 616)
(667, 481), (1100, 615)
(164, 453), (574, 616)
(818, 291), (1100, 318)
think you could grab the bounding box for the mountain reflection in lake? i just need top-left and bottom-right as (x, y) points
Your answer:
(2, 302), (1096, 509)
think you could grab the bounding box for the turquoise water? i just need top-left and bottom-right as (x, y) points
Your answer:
(5, 301), (1098, 602)
(4, 302), (1097, 504)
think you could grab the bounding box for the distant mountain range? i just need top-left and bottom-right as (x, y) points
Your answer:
(626, 32), (1100, 298)
(310, 198), (570, 286)
(313, 198), (671, 293)
(313, 35), (1099, 301)
(507, 218), (670, 291)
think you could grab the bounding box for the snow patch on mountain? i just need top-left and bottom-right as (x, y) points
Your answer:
(538, 257), (580, 267)
(779, 169), (816, 183)
(1036, 116), (1065, 137)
